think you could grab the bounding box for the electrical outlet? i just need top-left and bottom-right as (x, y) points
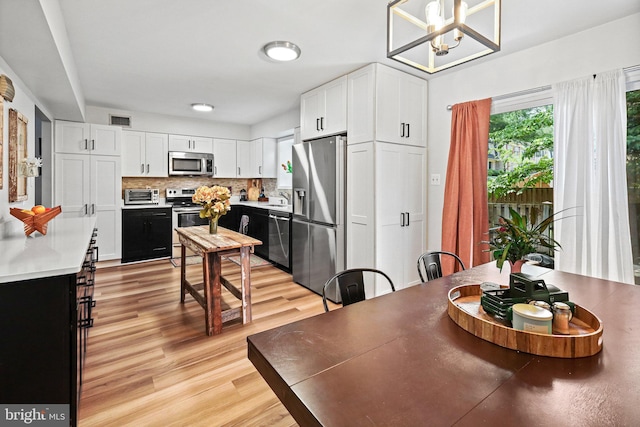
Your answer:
(430, 174), (441, 185)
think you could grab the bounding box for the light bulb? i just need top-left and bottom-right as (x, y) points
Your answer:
(425, 1), (441, 28)
(453, 1), (468, 23)
(453, 1), (468, 42)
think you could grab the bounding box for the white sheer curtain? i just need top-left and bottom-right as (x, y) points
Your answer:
(553, 69), (634, 284)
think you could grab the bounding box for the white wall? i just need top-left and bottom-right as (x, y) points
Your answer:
(0, 56), (53, 236)
(426, 13), (640, 251)
(85, 106), (251, 140)
(250, 107), (299, 139)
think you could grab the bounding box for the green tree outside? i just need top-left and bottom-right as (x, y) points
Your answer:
(627, 90), (640, 188)
(488, 105), (554, 199)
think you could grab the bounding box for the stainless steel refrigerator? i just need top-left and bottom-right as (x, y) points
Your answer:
(292, 135), (345, 303)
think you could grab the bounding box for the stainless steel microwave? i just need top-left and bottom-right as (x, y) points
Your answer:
(168, 151), (214, 176)
(124, 188), (159, 205)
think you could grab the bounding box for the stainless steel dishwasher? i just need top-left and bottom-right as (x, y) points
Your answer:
(268, 210), (291, 270)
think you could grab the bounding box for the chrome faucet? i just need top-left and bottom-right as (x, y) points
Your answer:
(279, 192), (291, 205)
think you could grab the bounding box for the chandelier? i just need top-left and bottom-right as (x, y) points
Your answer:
(387, 0), (501, 74)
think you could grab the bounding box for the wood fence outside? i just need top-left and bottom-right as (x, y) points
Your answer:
(487, 188), (554, 254)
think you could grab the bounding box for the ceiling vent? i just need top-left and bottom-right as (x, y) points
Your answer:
(109, 114), (131, 127)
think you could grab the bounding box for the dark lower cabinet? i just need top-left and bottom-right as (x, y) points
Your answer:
(122, 208), (172, 263)
(0, 229), (97, 427)
(243, 206), (270, 260)
(218, 207), (240, 232)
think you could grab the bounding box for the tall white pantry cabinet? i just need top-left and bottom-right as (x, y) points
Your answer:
(346, 63), (427, 295)
(54, 121), (122, 260)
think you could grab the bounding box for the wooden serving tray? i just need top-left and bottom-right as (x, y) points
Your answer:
(448, 284), (603, 358)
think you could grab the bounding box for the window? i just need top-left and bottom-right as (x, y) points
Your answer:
(488, 105), (554, 242)
(626, 89), (640, 283)
(277, 136), (294, 189)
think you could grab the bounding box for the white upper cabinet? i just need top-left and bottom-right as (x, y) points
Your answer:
(300, 75), (347, 140)
(236, 140), (256, 178)
(168, 134), (213, 153)
(213, 138), (237, 178)
(254, 137), (277, 178)
(348, 63), (427, 146)
(235, 138), (277, 178)
(122, 131), (168, 177)
(55, 121), (121, 155)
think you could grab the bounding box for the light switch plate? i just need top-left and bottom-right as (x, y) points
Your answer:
(430, 174), (441, 185)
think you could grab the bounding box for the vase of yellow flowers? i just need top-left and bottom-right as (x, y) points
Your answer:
(192, 185), (231, 234)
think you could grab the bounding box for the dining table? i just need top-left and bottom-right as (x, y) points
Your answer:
(247, 262), (640, 426)
(176, 225), (261, 336)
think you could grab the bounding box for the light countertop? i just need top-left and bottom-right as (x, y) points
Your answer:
(121, 199), (172, 209)
(0, 216), (97, 284)
(121, 199), (292, 213)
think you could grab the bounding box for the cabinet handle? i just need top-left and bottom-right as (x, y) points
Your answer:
(214, 166), (217, 175)
(406, 124), (410, 138)
(259, 166), (262, 175)
(400, 123), (406, 137)
(238, 167), (241, 176)
(406, 212), (410, 226)
(400, 212), (406, 227)
(146, 164), (150, 173)
(141, 164), (144, 173)
(91, 204), (95, 215)
(320, 117), (324, 131)
(84, 139), (88, 150)
(316, 118), (320, 132)
(83, 204), (88, 215)
(92, 139), (95, 150)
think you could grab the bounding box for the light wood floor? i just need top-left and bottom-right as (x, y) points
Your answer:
(79, 258), (336, 426)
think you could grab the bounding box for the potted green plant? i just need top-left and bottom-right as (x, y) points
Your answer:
(485, 207), (562, 272)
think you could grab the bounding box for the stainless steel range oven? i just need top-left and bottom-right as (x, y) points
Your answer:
(166, 188), (208, 258)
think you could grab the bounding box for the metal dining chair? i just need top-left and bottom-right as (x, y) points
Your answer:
(322, 268), (396, 312)
(417, 251), (466, 282)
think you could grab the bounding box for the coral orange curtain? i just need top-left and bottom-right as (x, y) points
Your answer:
(441, 98), (492, 275)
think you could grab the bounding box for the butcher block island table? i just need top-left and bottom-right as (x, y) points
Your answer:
(176, 225), (261, 335)
(247, 263), (640, 426)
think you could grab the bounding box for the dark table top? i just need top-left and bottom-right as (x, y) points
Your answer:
(248, 263), (640, 426)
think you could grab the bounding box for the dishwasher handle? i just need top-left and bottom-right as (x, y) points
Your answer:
(269, 214), (290, 221)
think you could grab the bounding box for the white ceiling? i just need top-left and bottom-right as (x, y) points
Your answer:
(1, 0), (639, 126)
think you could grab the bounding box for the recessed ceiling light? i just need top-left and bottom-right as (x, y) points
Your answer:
(263, 41), (301, 62)
(191, 103), (214, 112)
